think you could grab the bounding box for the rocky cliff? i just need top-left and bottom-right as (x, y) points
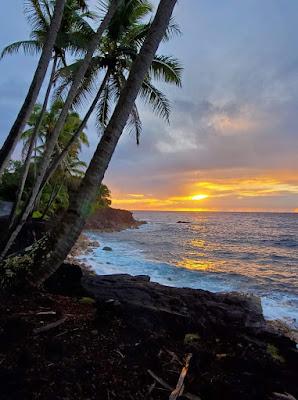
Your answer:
(84, 207), (145, 232)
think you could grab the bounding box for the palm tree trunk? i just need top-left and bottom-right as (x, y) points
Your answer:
(29, 0), (177, 286)
(0, 0), (66, 177)
(41, 181), (64, 219)
(8, 55), (59, 229)
(0, 1), (120, 260)
(39, 68), (111, 194)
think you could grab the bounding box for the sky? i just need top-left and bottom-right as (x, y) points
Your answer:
(0, 0), (298, 212)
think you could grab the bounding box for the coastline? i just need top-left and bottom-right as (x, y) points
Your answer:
(0, 213), (297, 399)
(69, 226), (298, 344)
(66, 207), (145, 268)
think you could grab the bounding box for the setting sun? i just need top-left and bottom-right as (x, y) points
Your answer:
(191, 194), (209, 201)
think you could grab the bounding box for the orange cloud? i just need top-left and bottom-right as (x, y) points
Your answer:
(110, 173), (298, 212)
(191, 177), (298, 198)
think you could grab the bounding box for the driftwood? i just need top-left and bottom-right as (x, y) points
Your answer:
(147, 369), (201, 400)
(169, 353), (192, 400)
(33, 317), (67, 334)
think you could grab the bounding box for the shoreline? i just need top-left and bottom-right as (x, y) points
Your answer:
(70, 229), (298, 344)
(0, 220), (297, 399)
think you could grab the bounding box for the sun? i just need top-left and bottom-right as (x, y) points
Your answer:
(191, 194), (209, 201)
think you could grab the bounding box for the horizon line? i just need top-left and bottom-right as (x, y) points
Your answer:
(128, 209), (298, 214)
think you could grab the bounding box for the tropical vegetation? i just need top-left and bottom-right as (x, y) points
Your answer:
(0, 0), (179, 288)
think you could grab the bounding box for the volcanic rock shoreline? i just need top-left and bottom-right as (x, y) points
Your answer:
(85, 207), (145, 232)
(0, 210), (297, 399)
(1, 263), (296, 400)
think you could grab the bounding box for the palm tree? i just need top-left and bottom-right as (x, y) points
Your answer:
(10, 100), (88, 221)
(0, 0), (122, 260)
(29, 0), (178, 286)
(0, 0), (66, 178)
(21, 100), (88, 168)
(2, 0), (94, 227)
(41, 0), (182, 187)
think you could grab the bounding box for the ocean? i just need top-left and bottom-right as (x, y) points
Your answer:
(82, 211), (298, 329)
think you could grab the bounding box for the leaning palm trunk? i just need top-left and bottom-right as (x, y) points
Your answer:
(39, 68), (112, 194)
(27, 0), (177, 286)
(41, 180), (64, 219)
(0, 1), (120, 260)
(0, 0), (66, 178)
(8, 56), (59, 229)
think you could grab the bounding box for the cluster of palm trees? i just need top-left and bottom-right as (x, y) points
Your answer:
(0, 0), (179, 288)
(2, 101), (89, 226)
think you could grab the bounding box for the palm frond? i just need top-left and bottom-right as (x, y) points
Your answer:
(106, 0), (152, 42)
(163, 17), (181, 42)
(140, 79), (171, 122)
(149, 55), (182, 86)
(127, 103), (142, 145)
(24, 0), (49, 32)
(40, 0), (52, 21)
(54, 57), (104, 108)
(0, 40), (41, 59)
(96, 77), (112, 131)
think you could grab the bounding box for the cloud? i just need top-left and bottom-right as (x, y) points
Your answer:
(1, 0), (298, 211)
(111, 170), (298, 212)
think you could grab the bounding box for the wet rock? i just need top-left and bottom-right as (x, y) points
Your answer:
(102, 246), (112, 251)
(82, 274), (267, 335)
(135, 275), (150, 282)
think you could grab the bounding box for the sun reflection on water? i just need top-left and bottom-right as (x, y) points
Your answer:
(191, 239), (206, 248)
(178, 258), (215, 271)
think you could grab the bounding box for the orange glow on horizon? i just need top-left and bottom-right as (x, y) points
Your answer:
(110, 173), (298, 212)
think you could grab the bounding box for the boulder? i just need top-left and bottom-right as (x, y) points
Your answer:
(82, 274), (267, 336)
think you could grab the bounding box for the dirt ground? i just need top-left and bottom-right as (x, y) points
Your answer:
(0, 284), (297, 400)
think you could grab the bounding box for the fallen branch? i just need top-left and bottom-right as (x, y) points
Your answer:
(115, 349), (125, 359)
(33, 317), (67, 334)
(165, 349), (183, 366)
(36, 311), (57, 316)
(148, 369), (172, 390)
(147, 369), (201, 400)
(169, 353), (192, 400)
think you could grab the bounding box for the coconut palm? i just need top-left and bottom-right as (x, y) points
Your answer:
(8, 100), (88, 225)
(2, 0), (94, 227)
(29, 0), (178, 286)
(41, 0), (182, 187)
(0, 0), (122, 260)
(21, 100), (88, 169)
(3, 98), (89, 240)
(0, 0), (66, 178)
